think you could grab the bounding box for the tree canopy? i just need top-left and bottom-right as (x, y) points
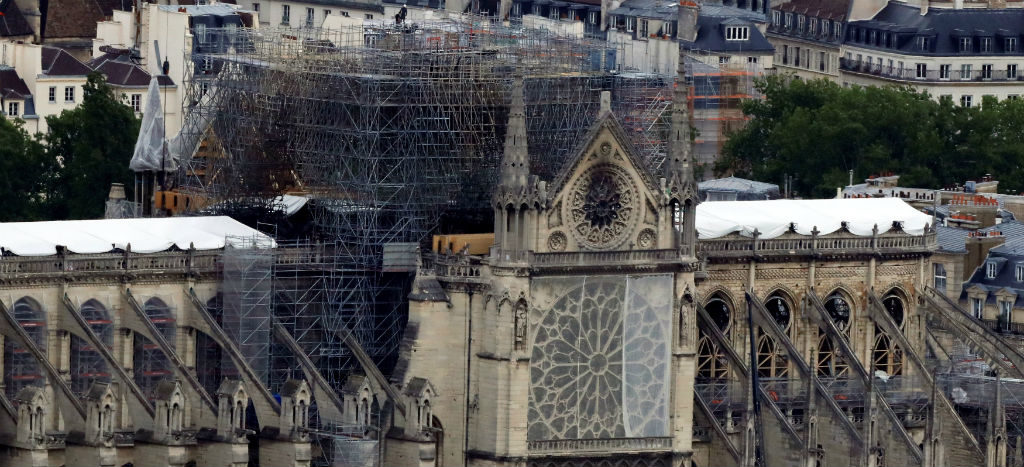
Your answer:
(43, 72), (141, 219)
(0, 117), (52, 221)
(716, 75), (1024, 198)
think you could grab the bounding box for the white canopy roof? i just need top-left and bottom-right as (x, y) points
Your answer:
(0, 216), (274, 256)
(696, 198), (932, 239)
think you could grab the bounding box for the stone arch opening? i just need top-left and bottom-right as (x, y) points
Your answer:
(872, 332), (903, 377)
(756, 332), (788, 379)
(704, 293), (733, 335)
(881, 288), (908, 330)
(764, 290), (794, 333)
(822, 289), (854, 337)
(144, 298), (176, 348)
(71, 300), (113, 395)
(4, 297), (47, 400)
(696, 329), (728, 381)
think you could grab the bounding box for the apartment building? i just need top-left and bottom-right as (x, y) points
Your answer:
(840, 2), (1024, 105)
(767, 0), (849, 79)
(0, 42), (89, 133)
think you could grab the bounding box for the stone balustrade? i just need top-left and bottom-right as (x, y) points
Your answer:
(526, 436), (673, 453)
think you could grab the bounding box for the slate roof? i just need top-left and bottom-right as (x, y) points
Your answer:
(88, 51), (175, 87)
(0, 0), (34, 37)
(41, 47), (91, 75)
(608, 0), (677, 20)
(680, 5), (774, 53)
(0, 66), (31, 99)
(699, 176), (780, 195)
(936, 225), (969, 254)
(848, 2), (1024, 56)
(774, 0), (849, 21)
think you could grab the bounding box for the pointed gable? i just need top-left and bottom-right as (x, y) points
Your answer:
(538, 104), (670, 253)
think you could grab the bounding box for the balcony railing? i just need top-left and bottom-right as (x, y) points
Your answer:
(839, 57), (1024, 82)
(697, 230), (937, 259)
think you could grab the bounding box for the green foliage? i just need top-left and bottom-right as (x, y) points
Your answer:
(0, 117), (52, 221)
(44, 72), (140, 219)
(717, 75), (1024, 198)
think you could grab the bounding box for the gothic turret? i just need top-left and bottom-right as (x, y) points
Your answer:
(665, 60), (698, 256)
(493, 76), (546, 258)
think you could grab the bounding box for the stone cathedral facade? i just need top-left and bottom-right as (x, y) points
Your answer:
(394, 74), (703, 467)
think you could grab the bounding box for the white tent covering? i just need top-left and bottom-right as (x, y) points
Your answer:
(0, 216), (274, 256)
(696, 198), (932, 239)
(129, 76), (174, 172)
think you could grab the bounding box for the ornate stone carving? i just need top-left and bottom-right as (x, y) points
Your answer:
(600, 142), (612, 156)
(568, 164), (637, 250)
(547, 232), (567, 252)
(637, 229), (656, 249)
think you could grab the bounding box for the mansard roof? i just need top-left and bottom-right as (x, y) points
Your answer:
(848, 2), (1024, 56)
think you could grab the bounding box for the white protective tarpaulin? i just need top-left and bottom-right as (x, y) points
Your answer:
(0, 216), (274, 256)
(129, 76), (174, 172)
(696, 198), (932, 239)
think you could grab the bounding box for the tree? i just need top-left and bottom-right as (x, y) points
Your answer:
(716, 75), (1024, 198)
(0, 117), (52, 221)
(44, 72), (140, 219)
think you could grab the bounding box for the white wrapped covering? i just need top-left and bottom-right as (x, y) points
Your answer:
(0, 216), (274, 256)
(129, 77), (174, 172)
(696, 198), (932, 239)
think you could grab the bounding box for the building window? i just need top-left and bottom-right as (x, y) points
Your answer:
(794, 47), (801, 67)
(916, 63), (927, 79)
(588, 11), (599, 25)
(981, 64), (993, 79)
(821, 20), (830, 37)
(131, 94), (141, 112)
(869, 30), (876, 45)
(48, 86), (56, 103)
(809, 18), (816, 35)
(625, 16), (635, 32)
(748, 56), (758, 64)
(252, 2), (259, 12)
(887, 59), (894, 74)
(961, 64), (972, 80)
(972, 298), (984, 319)
(1000, 300), (1013, 331)
(772, 11), (780, 27)
(959, 37), (972, 53)
(981, 37), (993, 53)
(305, 7), (314, 26)
(324, 9), (330, 17)
(639, 19), (648, 37)
(1010, 64), (1019, 79)
(797, 15), (804, 32)
(1010, 95), (1020, 100)
(934, 263), (947, 292)
(917, 36), (930, 51)
(7, 101), (18, 117)
(940, 64), (951, 80)
(195, 24), (207, 43)
(663, 21), (673, 37)
(725, 26), (749, 41)
(548, 6), (558, 19)
(834, 24), (841, 41)
(719, 56), (729, 64)
(365, 13), (372, 19)
(784, 13), (792, 29)
(988, 261), (999, 278)
(1007, 37), (1018, 53)
(282, 4), (290, 24)
(65, 86), (75, 103)
(962, 95), (974, 108)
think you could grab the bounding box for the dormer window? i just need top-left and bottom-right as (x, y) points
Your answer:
(1016, 264), (1024, 282)
(772, 11), (780, 27)
(726, 26), (749, 41)
(869, 30), (876, 45)
(663, 21), (674, 37)
(809, 18), (816, 35)
(1006, 37), (1017, 53)
(834, 24), (841, 41)
(988, 261), (998, 279)
(981, 37), (993, 53)
(784, 13), (792, 30)
(626, 16), (635, 32)
(959, 37), (973, 53)
(797, 15), (805, 32)
(821, 20), (829, 37)
(917, 36), (930, 51)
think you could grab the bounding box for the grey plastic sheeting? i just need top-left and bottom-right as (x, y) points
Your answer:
(527, 274), (672, 441)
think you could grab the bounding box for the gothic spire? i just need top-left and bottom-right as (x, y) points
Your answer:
(665, 59), (695, 198)
(500, 76), (530, 190)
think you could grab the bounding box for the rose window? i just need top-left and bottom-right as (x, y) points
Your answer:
(528, 276), (671, 442)
(568, 165), (637, 250)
